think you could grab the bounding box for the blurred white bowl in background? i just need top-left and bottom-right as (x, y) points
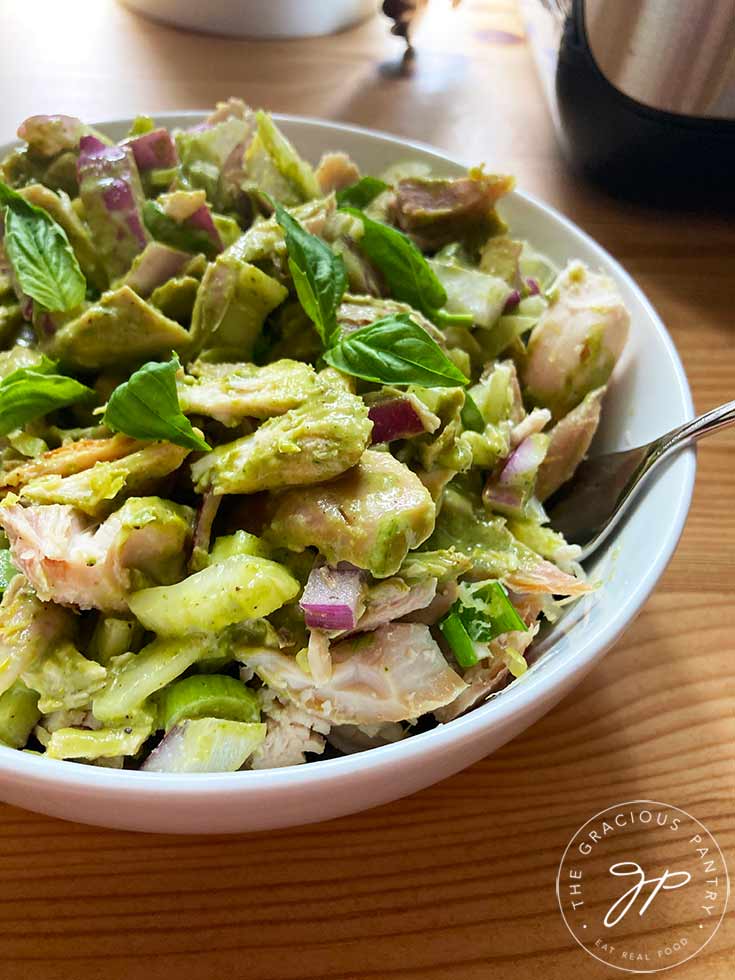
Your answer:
(121, 0), (377, 38)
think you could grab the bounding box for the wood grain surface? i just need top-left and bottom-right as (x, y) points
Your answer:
(0, 2), (732, 978)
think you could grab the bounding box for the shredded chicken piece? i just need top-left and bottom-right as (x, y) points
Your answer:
(348, 577), (437, 635)
(249, 695), (329, 769)
(416, 467), (455, 502)
(505, 559), (592, 597)
(0, 498), (192, 612)
(507, 361), (525, 424)
(206, 97), (251, 124)
(403, 582), (459, 626)
(189, 492), (222, 572)
(536, 388), (605, 500)
(0, 434), (143, 492)
(245, 623), (466, 725)
(522, 262), (629, 421)
(306, 629), (332, 686)
(315, 152), (360, 194)
(508, 592), (545, 626)
(337, 294), (446, 346)
(178, 359), (321, 426)
(41, 709), (87, 733)
(391, 173), (514, 251)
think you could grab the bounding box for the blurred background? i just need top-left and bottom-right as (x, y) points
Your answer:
(3, 0), (733, 203)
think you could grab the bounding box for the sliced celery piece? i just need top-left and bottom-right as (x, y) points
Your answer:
(159, 674), (260, 732)
(207, 530), (271, 564)
(128, 555), (300, 637)
(92, 635), (218, 723)
(87, 617), (145, 666)
(46, 706), (156, 760)
(0, 681), (40, 748)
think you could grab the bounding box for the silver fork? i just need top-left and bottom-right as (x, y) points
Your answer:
(545, 400), (735, 561)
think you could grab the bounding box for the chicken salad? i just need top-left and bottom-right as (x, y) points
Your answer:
(0, 100), (629, 771)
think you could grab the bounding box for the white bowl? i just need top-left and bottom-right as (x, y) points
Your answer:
(0, 114), (695, 833)
(120, 0), (377, 38)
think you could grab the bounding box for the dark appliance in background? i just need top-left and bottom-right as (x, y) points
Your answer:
(520, 0), (735, 202)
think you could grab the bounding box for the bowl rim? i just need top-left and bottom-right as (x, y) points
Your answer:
(0, 112), (696, 795)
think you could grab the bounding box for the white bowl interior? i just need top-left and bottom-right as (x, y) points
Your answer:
(0, 114), (695, 833)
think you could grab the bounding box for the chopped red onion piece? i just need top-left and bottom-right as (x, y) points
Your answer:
(503, 289), (521, 313)
(194, 492), (222, 552)
(102, 179), (135, 212)
(368, 398), (433, 444)
(123, 242), (192, 298)
(186, 205), (223, 253)
(78, 133), (108, 158)
(502, 433), (548, 481)
(483, 433), (549, 517)
(142, 726), (187, 772)
(19, 295), (33, 321)
(141, 718), (260, 773)
(300, 562), (367, 631)
(483, 483), (526, 514)
(525, 277), (541, 295)
(126, 128), (178, 171)
(78, 136), (150, 277)
(99, 177), (147, 248)
(34, 311), (57, 338)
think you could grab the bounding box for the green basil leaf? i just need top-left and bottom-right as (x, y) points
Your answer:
(323, 313), (469, 388)
(460, 392), (485, 432)
(336, 177), (389, 209)
(0, 180), (86, 312)
(142, 200), (219, 259)
(0, 361), (93, 437)
(275, 203), (346, 346)
(340, 207), (446, 316)
(103, 357), (211, 452)
(0, 550), (18, 595)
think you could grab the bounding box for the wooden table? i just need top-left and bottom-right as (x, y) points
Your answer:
(0, 2), (732, 977)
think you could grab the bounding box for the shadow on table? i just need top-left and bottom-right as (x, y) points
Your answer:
(330, 48), (470, 149)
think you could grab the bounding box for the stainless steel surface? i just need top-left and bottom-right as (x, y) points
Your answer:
(547, 400), (735, 560)
(584, 0), (735, 119)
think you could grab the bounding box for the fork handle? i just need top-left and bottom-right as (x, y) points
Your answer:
(654, 399), (735, 459)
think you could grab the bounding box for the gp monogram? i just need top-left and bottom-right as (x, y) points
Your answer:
(602, 863), (692, 928)
(556, 800), (729, 973)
